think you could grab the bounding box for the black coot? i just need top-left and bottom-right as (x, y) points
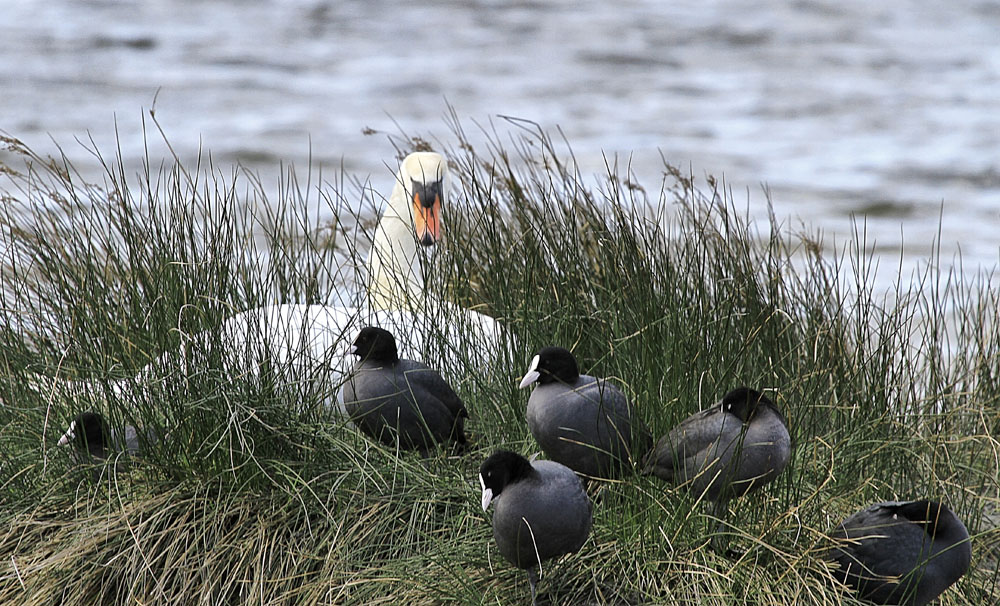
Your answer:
(828, 500), (971, 606)
(519, 346), (652, 479)
(343, 326), (467, 452)
(480, 450), (592, 606)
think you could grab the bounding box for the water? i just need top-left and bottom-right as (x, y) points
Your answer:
(2, 0), (998, 285)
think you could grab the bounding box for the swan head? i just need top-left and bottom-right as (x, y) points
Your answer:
(369, 152), (449, 310)
(389, 152), (448, 247)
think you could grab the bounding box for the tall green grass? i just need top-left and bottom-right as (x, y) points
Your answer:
(1, 120), (998, 605)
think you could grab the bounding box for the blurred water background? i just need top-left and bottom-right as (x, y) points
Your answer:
(2, 0), (998, 288)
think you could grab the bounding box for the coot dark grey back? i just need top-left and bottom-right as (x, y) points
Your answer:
(828, 500), (971, 606)
(343, 357), (467, 451)
(527, 375), (651, 478)
(644, 389), (790, 502)
(492, 459), (593, 569)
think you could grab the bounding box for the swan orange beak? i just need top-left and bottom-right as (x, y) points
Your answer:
(412, 181), (443, 247)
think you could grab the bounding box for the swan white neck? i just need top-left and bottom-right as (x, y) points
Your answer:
(367, 152), (447, 311)
(368, 210), (421, 309)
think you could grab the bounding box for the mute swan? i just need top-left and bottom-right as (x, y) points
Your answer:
(54, 152), (507, 415)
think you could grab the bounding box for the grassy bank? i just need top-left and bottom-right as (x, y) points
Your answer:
(1, 122), (998, 605)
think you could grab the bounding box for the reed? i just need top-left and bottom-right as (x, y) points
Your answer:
(0, 121), (997, 604)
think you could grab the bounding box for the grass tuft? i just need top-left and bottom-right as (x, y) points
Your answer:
(1, 119), (998, 604)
